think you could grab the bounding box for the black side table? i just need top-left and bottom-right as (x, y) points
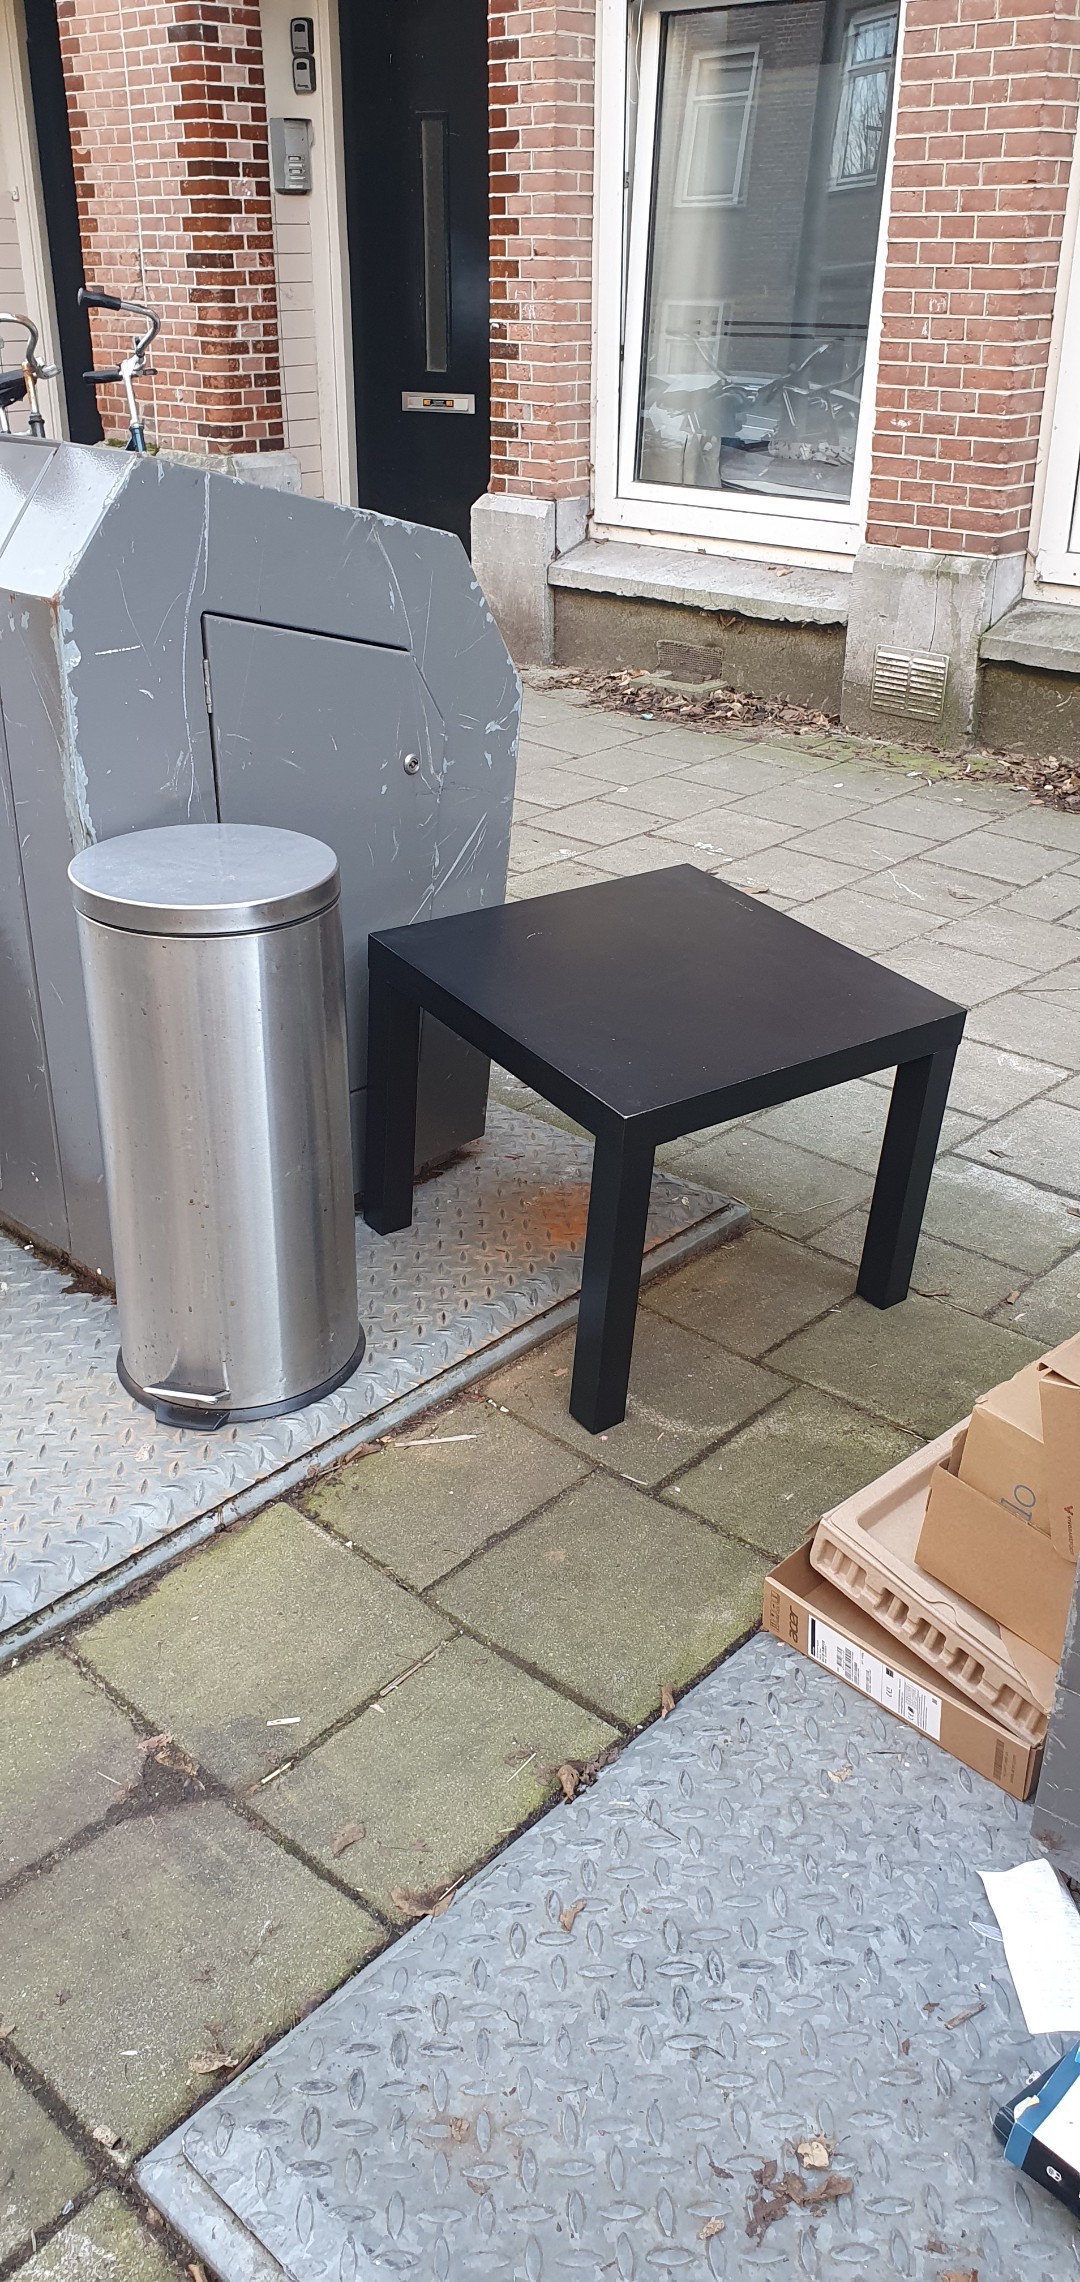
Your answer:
(364, 867), (965, 1434)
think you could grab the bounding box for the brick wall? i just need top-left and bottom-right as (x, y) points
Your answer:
(868, 0), (1080, 555)
(489, 2), (594, 498)
(56, 0), (283, 452)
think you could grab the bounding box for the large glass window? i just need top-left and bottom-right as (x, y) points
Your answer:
(635, 0), (899, 507)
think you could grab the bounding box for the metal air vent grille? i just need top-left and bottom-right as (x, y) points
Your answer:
(870, 645), (949, 722)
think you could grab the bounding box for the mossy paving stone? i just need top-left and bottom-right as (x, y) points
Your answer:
(642, 1226), (853, 1358)
(78, 1501), (449, 1788)
(259, 1634), (619, 1921)
(0, 1801), (379, 2155)
(769, 1293), (1043, 1440)
(484, 1310), (786, 1487)
(0, 1654), (144, 1882)
(14, 2192), (182, 2281)
(302, 1400), (588, 1587)
(667, 1386), (918, 1559)
(0, 2065), (90, 2264)
(431, 1473), (768, 1725)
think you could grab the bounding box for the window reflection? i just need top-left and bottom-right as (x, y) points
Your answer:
(637, 1), (899, 505)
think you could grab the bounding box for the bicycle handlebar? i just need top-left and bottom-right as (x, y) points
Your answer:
(0, 311), (58, 381)
(78, 289), (124, 313)
(78, 286), (161, 363)
(83, 367), (123, 384)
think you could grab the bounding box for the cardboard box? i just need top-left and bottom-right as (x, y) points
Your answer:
(810, 1428), (1056, 1743)
(959, 1362), (1049, 1535)
(1037, 1331), (1080, 1562)
(918, 1429), (1076, 1665)
(763, 1545), (1042, 1801)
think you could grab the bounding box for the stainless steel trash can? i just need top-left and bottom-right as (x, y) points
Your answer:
(69, 822), (363, 1429)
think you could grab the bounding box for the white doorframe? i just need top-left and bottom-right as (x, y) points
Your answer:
(1031, 125), (1080, 595)
(592, 0), (905, 562)
(0, 0), (66, 435)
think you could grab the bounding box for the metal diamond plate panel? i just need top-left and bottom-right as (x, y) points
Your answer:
(0, 1106), (742, 1652)
(140, 1635), (1077, 2282)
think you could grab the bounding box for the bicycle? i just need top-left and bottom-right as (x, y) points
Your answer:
(0, 311), (58, 438)
(78, 286), (160, 453)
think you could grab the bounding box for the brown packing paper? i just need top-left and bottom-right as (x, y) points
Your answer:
(763, 1547), (1042, 1801)
(1036, 1331), (1080, 1563)
(958, 1361), (1049, 1535)
(917, 1446), (1075, 1665)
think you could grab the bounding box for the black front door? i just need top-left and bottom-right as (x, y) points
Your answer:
(340, 0), (490, 549)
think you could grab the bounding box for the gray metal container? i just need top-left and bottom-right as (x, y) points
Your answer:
(69, 822), (363, 1429)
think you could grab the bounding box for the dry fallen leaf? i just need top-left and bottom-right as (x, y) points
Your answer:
(559, 1898), (586, 1933)
(700, 2216), (726, 2241)
(660, 1685), (676, 1717)
(827, 1764), (853, 1784)
(0, 2022), (15, 2038)
(557, 1762), (581, 1801)
(796, 2136), (832, 2169)
(545, 1546), (567, 1563)
(187, 2264), (210, 2282)
(448, 2115), (471, 2144)
(942, 2271), (978, 2282)
(91, 2124), (120, 2149)
(189, 2047), (237, 2076)
(331, 1820), (365, 1858)
(390, 1881), (459, 1920)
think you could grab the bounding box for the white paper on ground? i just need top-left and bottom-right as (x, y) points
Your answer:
(979, 1857), (1080, 2034)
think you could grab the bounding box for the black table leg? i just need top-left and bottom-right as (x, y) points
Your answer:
(570, 1125), (655, 1434)
(857, 1046), (958, 1308)
(363, 967), (421, 1234)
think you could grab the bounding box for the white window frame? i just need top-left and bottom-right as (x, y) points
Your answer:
(675, 44), (759, 208)
(593, 0), (905, 562)
(1031, 125), (1080, 593)
(829, 6), (897, 191)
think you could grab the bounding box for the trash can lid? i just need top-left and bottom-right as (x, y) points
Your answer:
(69, 822), (341, 936)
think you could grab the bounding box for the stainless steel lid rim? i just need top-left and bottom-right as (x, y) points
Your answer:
(68, 821), (342, 937)
(72, 900), (341, 940)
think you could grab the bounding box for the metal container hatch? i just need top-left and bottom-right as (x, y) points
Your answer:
(69, 822), (362, 1428)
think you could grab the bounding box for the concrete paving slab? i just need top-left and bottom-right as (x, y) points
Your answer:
(789, 816), (934, 870)
(79, 1503), (449, 1790)
(553, 738), (691, 785)
(507, 858), (620, 899)
(604, 772), (722, 820)
(503, 821), (595, 871)
(999, 1250), (1080, 1343)
(1050, 1071), (1080, 1108)
(534, 795), (665, 845)
(669, 1126), (873, 1239)
(811, 1212), (1038, 1317)
(1, 1654), (143, 1882)
(768, 1292), (1042, 1437)
(717, 845), (864, 900)
(925, 828), (1075, 885)
(1000, 874), (1080, 923)
(672, 747), (793, 794)
(510, 758), (606, 809)
(935, 906), (1080, 973)
(139, 1634), (1075, 2282)
(726, 780), (870, 831)
(863, 788), (993, 839)
(999, 804), (1080, 852)
(0, 1802), (380, 2154)
(920, 1153), (1080, 1269)
(257, 1635), (619, 1921)
(0, 2067), (90, 2264)
(745, 1078), (977, 1174)
(944, 1037), (1068, 1119)
(15, 2192), (181, 2282)
(518, 712), (645, 758)
(667, 1385), (918, 1557)
(969, 985), (1080, 1068)
(575, 833), (702, 877)
(483, 1310), (787, 1486)
(957, 1097), (1080, 1194)
(885, 939), (1036, 1004)
(301, 1401), (588, 1588)
(641, 1226), (853, 1357)
(430, 1473), (767, 1724)
(858, 856), (1010, 913)
(793, 885), (944, 953)
(655, 805), (795, 858)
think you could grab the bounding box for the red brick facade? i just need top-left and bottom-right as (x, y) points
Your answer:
(57, 0), (283, 451)
(489, 3), (594, 498)
(869, 0), (1080, 555)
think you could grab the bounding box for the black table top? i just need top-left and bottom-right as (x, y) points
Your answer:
(372, 867), (965, 1126)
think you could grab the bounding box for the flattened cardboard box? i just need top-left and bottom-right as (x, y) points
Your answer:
(1037, 1330), (1080, 1562)
(918, 1426), (1075, 1666)
(764, 1546), (1041, 1802)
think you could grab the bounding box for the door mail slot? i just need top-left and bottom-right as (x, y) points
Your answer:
(401, 391), (475, 414)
